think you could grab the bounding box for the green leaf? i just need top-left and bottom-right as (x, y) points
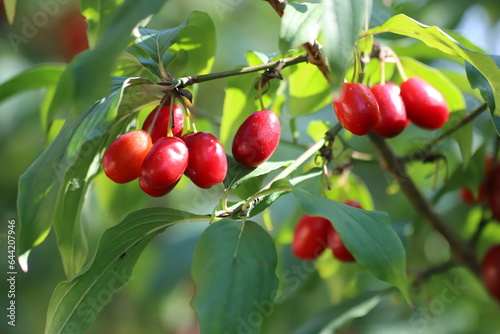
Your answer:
(366, 14), (500, 123)
(81, 0), (123, 46)
(48, 0), (168, 122)
(45, 208), (208, 334)
(192, 219), (279, 334)
(287, 62), (331, 116)
(17, 77), (157, 276)
(322, 0), (371, 88)
(465, 55), (500, 131)
(4, 0), (16, 25)
(279, 2), (323, 54)
(133, 11), (216, 79)
(293, 293), (381, 334)
(0, 64), (65, 104)
(399, 57), (466, 112)
(224, 156), (293, 190)
(294, 188), (410, 304)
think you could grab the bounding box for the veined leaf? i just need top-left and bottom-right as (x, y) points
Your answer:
(0, 64), (65, 104)
(280, 2), (323, 54)
(322, 0), (371, 89)
(17, 77), (157, 276)
(45, 208), (208, 334)
(192, 219), (279, 334)
(224, 157), (293, 190)
(294, 188), (410, 304)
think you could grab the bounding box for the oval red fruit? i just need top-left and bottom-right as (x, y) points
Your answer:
(482, 244), (500, 301)
(371, 82), (408, 138)
(141, 137), (188, 188)
(334, 83), (380, 136)
(142, 104), (184, 142)
(292, 215), (333, 261)
(232, 110), (281, 168)
(102, 130), (152, 184)
(139, 177), (178, 197)
(182, 132), (227, 189)
(400, 77), (449, 130)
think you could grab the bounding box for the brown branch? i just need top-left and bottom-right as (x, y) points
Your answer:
(368, 133), (480, 277)
(265, 0), (331, 82)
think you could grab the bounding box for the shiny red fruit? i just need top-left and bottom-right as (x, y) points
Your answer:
(486, 162), (500, 221)
(102, 130), (152, 184)
(400, 77), (449, 130)
(142, 105), (184, 142)
(232, 110), (280, 168)
(292, 215), (333, 261)
(334, 83), (380, 136)
(182, 132), (227, 189)
(139, 177), (178, 197)
(371, 82), (408, 138)
(141, 137), (188, 188)
(482, 244), (500, 301)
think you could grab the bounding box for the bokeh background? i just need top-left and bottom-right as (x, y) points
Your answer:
(2, 0), (500, 333)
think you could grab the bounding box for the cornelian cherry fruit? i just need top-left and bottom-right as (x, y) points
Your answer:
(232, 110), (280, 168)
(141, 137), (188, 188)
(102, 130), (152, 184)
(482, 244), (500, 301)
(182, 132), (227, 189)
(292, 215), (333, 261)
(142, 104), (184, 142)
(400, 77), (449, 130)
(139, 177), (178, 197)
(371, 82), (408, 138)
(334, 82), (380, 136)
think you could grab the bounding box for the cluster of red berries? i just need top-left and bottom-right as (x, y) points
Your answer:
(334, 77), (450, 137)
(291, 201), (362, 262)
(102, 104), (281, 197)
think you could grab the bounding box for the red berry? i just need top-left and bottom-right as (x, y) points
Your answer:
(182, 132), (227, 189)
(486, 162), (500, 221)
(400, 77), (449, 130)
(482, 245), (500, 301)
(141, 137), (188, 188)
(102, 130), (152, 184)
(59, 9), (89, 62)
(328, 228), (355, 262)
(291, 215), (333, 261)
(371, 82), (408, 138)
(139, 177), (178, 197)
(232, 110), (280, 168)
(142, 105), (184, 142)
(334, 83), (380, 136)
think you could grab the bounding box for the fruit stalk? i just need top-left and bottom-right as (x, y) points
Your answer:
(368, 133), (480, 277)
